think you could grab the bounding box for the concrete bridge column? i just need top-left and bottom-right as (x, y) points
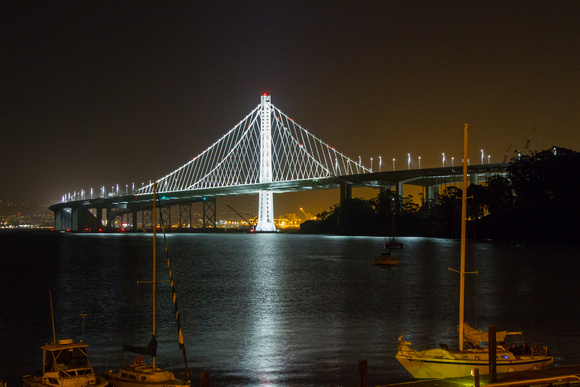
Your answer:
(426, 185), (438, 203)
(396, 182), (404, 198)
(339, 181), (352, 204)
(96, 207), (103, 229)
(71, 206), (80, 232)
(105, 207), (112, 231)
(54, 208), (64, 230)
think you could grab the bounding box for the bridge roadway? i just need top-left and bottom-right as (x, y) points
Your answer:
(49, 163), (509, 231)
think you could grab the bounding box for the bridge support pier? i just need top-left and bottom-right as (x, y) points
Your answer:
(202, 198), (217, 229)
(160, 205), (171, 228)
(53, 208), (68, 230)
(339, 181), (352, 204)
(396, 182), (405, 198)
(179, 203), (192, 228)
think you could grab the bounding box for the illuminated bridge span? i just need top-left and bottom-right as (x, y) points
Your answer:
(50, 94), (508, 232)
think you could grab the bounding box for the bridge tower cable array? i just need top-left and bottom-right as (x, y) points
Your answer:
(136, 94), (370, 230)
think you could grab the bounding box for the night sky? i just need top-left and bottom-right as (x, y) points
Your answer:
(2, 1), (579, 214)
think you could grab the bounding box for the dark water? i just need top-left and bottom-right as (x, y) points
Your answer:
(1, 231), (579, 386)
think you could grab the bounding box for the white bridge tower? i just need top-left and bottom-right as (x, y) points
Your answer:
(255, 93), (277, 232)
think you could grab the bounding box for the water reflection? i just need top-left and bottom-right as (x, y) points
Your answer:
(1, 232), (579, 386)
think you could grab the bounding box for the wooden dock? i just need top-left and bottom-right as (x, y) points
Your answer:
(378, 365), (580, 387)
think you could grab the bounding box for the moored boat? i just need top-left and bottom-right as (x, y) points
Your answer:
(395, 124), (553, 379)
(374, 250), (399, 266)
(23, 338), (109, 387)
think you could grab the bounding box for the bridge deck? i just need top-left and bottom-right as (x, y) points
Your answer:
(379, 365), (580, 387)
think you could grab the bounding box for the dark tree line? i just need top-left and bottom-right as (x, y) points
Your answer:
(311, 147), (580, 243)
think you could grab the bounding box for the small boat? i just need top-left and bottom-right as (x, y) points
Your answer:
(23, 293), (108, 387)
(395, 124), (553, 379)
(374, 250), (399, 266)
(105, 183), (188, 387)
(23, 339), (109, 387)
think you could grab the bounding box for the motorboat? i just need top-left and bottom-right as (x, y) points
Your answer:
(395, 124), (553, 379)
(374, 250), (399, 266)
(23, 339), (109, 387)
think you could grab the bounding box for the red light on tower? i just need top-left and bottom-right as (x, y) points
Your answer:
(262, 92), (269, 96)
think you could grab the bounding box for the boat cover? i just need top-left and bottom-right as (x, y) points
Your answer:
(123, 335), (157, 357)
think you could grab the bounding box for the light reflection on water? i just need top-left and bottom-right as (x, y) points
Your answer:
(1, 232), (579, 386)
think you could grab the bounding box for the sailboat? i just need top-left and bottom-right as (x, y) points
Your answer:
(105, 184), (188, 387)
(385, 198), (403, 249)
(395, 124), (553, 379)
(23, 293), (109, 387)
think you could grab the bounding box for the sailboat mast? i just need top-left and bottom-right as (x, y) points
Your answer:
(152, 183), (157, 370)
(458, 123), (469, 351)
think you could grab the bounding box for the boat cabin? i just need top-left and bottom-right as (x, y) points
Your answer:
(41, 339), (95, 378)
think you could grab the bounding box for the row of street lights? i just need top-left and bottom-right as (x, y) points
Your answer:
(360, 151), (492, 172)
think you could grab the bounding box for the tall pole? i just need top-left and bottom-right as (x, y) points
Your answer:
(459, 123), (469, 351)
(152, 182), (157, 369)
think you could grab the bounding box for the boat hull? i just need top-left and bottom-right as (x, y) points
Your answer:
(23, 375), (109, 387)
(105, 365), (187, 387)
(396, 354), (554, 379)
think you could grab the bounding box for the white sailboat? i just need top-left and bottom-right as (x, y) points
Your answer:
(105, 184), (188, 387)
(395, 124), (553, 379)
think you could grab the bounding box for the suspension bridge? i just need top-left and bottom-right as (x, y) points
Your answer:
(49, 94), (508, 232)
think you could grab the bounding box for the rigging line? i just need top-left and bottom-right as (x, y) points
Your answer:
(157, 197), (190, 376)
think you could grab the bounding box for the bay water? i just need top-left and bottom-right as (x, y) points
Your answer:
(1, 231), (578, 386)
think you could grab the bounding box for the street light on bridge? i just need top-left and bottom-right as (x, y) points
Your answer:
(488, 155), (491, 164)
(442, 153), (445, 167)
(452, 157), (454, 167)
(407, 153), (411, 170)
(418, 156), (421, 169)
(370, 157), (373, 172)
(379, 156), (382, 172)
(481, 149), (484, 164)
(392, 158), (395, 171)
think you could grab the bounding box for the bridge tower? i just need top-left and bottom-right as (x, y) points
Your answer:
(255, 93), (277, 232)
